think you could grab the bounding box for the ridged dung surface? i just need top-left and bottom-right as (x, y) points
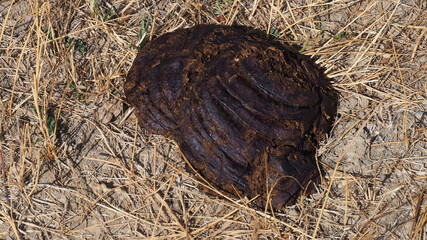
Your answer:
(125, 25), (338, 209)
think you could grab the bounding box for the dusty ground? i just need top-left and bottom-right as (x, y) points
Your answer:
(0, 0), (426, 239)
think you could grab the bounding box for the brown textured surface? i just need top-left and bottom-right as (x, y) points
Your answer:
(125, 24), (338, 209)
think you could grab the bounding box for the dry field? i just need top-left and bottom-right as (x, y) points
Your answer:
(0, 0), (426, 239)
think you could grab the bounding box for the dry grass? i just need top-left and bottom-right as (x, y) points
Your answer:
(0, 0), (426, 239)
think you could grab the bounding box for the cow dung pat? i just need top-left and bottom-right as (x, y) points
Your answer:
(125, 24), (338, 209)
